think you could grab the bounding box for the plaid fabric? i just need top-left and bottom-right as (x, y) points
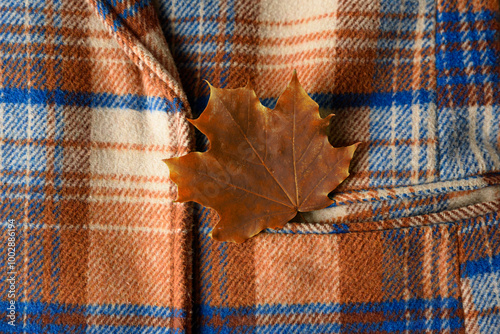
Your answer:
(0, 0), (499, 333)
(1, 0), (193, 332)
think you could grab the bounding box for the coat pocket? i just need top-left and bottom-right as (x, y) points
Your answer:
(457, 210), (500, 333)
(194, 177), (499, 333)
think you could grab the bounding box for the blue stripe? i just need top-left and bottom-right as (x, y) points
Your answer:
(119, 0), (151, 20)
(0, 301), (185, 333)
(199, 297), (461, 317)
(1, 88), (184, 113)
(110, 0), (152, 31)
(437, 73), (500, 86)
(191, 89), (434, 116)
(266, 223), (350, 234)
(436, 30), (497, 44)
(0, 322), (86, 334)
(436, 49), (497, 70)
(461, 253), (500, 278)
(0, 300), (185, 318)
(249, 318), (463, 333)
(310, 90), (433, 111)
(95, 0), (112, 21)
(437, 10), (497, 23)
(0, 323), (184, 334)
(199, 297), (463, 333)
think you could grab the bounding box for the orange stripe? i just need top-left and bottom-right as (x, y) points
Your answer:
(173, 29), (429, 48)
(0, 169), (172, 183)
(1, 137), (181, 153)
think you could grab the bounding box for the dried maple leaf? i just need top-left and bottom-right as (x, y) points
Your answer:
(164, 71), (359, 243)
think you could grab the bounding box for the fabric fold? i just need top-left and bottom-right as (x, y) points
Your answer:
(87, 0), (192, 118)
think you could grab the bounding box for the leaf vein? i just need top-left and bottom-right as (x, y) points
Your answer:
(213, 91), (295, 206)
(199, 169), (294, 209)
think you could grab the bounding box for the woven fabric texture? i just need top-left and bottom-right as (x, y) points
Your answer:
(0, 0), (499, 333)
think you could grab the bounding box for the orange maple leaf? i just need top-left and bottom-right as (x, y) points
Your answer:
(164, 71), (359, 243)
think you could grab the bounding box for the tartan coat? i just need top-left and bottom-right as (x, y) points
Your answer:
(1, 0), (499, 333)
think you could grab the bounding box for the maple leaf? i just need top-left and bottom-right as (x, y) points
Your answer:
(164, 71), (359, 243)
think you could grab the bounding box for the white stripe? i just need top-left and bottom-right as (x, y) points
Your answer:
(90, 108), (182, 147)
(410, 0), (427, 184)
(0, 221), (188, 235)
(427, 102), (437, 182)
(88, 177), (175, 192)
(22, 1), (31, 331)
(467, 105), (486, 171)
(411, 103), (421, 183)
(483, 105), (500, 167)
(89, 148), (176, 176)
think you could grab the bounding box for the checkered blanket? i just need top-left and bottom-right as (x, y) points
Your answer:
(1, 0), (499, 332)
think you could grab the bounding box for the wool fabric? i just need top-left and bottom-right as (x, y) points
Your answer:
(1, 0), (499, 333)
